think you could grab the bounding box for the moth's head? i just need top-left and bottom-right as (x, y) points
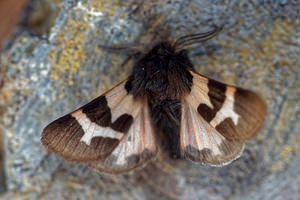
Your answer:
(144, 25), (223, 59)
(134, 25), (223, 71)
(141, 41), (190, 68)
(146, 42), (177, 58)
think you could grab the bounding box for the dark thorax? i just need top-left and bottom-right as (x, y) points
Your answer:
(125, 42), (194, 102)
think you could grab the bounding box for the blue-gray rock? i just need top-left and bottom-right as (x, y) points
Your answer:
(0, 0), (299, 199)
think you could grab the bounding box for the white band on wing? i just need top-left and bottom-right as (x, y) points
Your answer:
(72, 110), (123, 146)
(210, 86), (240, 128)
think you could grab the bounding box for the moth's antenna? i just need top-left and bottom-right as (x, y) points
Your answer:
(174, 25), (223, 50)
(97, 44), (145, 54)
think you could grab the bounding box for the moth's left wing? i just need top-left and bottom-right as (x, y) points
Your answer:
(42, 80), (157, 173)
(180, 70), (266, 166)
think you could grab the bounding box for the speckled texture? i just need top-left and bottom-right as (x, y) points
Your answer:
(0, 0), (299, 199)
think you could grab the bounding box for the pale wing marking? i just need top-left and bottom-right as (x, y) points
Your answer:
(71, 110), (123, 145)
(186, 72), (213, 111)
(210, 86), (240, 127)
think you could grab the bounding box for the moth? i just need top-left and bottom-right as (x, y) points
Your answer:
(41, 26), (266, 173)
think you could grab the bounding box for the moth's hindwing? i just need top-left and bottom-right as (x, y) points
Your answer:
(88, 103), (157, 173)
(41, 80), (157, 172)
(180, 71), (266, 166)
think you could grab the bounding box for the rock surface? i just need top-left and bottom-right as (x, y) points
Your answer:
(0, 0), (299, 199)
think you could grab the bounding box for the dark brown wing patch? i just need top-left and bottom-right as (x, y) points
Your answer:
(184, 139), (244, 165)
(41, 114), (119, 161)
(111, 114), (134, 132)
(215, 87), (266, 140)
(81, 95), (111, 127)
(197, 79), (226, 122)
(81, 95), (134, 133)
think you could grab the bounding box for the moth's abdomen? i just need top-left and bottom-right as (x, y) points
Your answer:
(149, 99), (182, 158)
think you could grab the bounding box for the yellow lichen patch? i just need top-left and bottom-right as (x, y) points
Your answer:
(291, 133), (300, 155)
(1, 89), (11, 101)
(260, 19), (291, 59)
(271, 160), (284, 172)
(89, 1), (108, 10)
(274, 58), (292, 67)
(270, 96), (298, 172)
(67, 179), (85, 190)
(49, 18), (89, 86)
(237, 47), (251, 60)
(279, 145), (293, 159)
(271, 145), (294, 172)
(95, 46), (104, 57)
(90, 0), (123, 17)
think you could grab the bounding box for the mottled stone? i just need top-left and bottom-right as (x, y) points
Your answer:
(0, 0), (299, 199)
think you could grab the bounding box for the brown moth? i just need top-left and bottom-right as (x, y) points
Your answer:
(41, 26), (266, 173)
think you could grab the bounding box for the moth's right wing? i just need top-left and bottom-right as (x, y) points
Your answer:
(42, 80), (157, 173)
(180, 71), (266, 166)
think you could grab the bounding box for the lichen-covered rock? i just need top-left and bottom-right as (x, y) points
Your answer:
(0, 0), (299, 199)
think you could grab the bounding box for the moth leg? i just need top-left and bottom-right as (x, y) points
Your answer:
(98, 44), (144, 68)
(119, 51), (143, 68)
